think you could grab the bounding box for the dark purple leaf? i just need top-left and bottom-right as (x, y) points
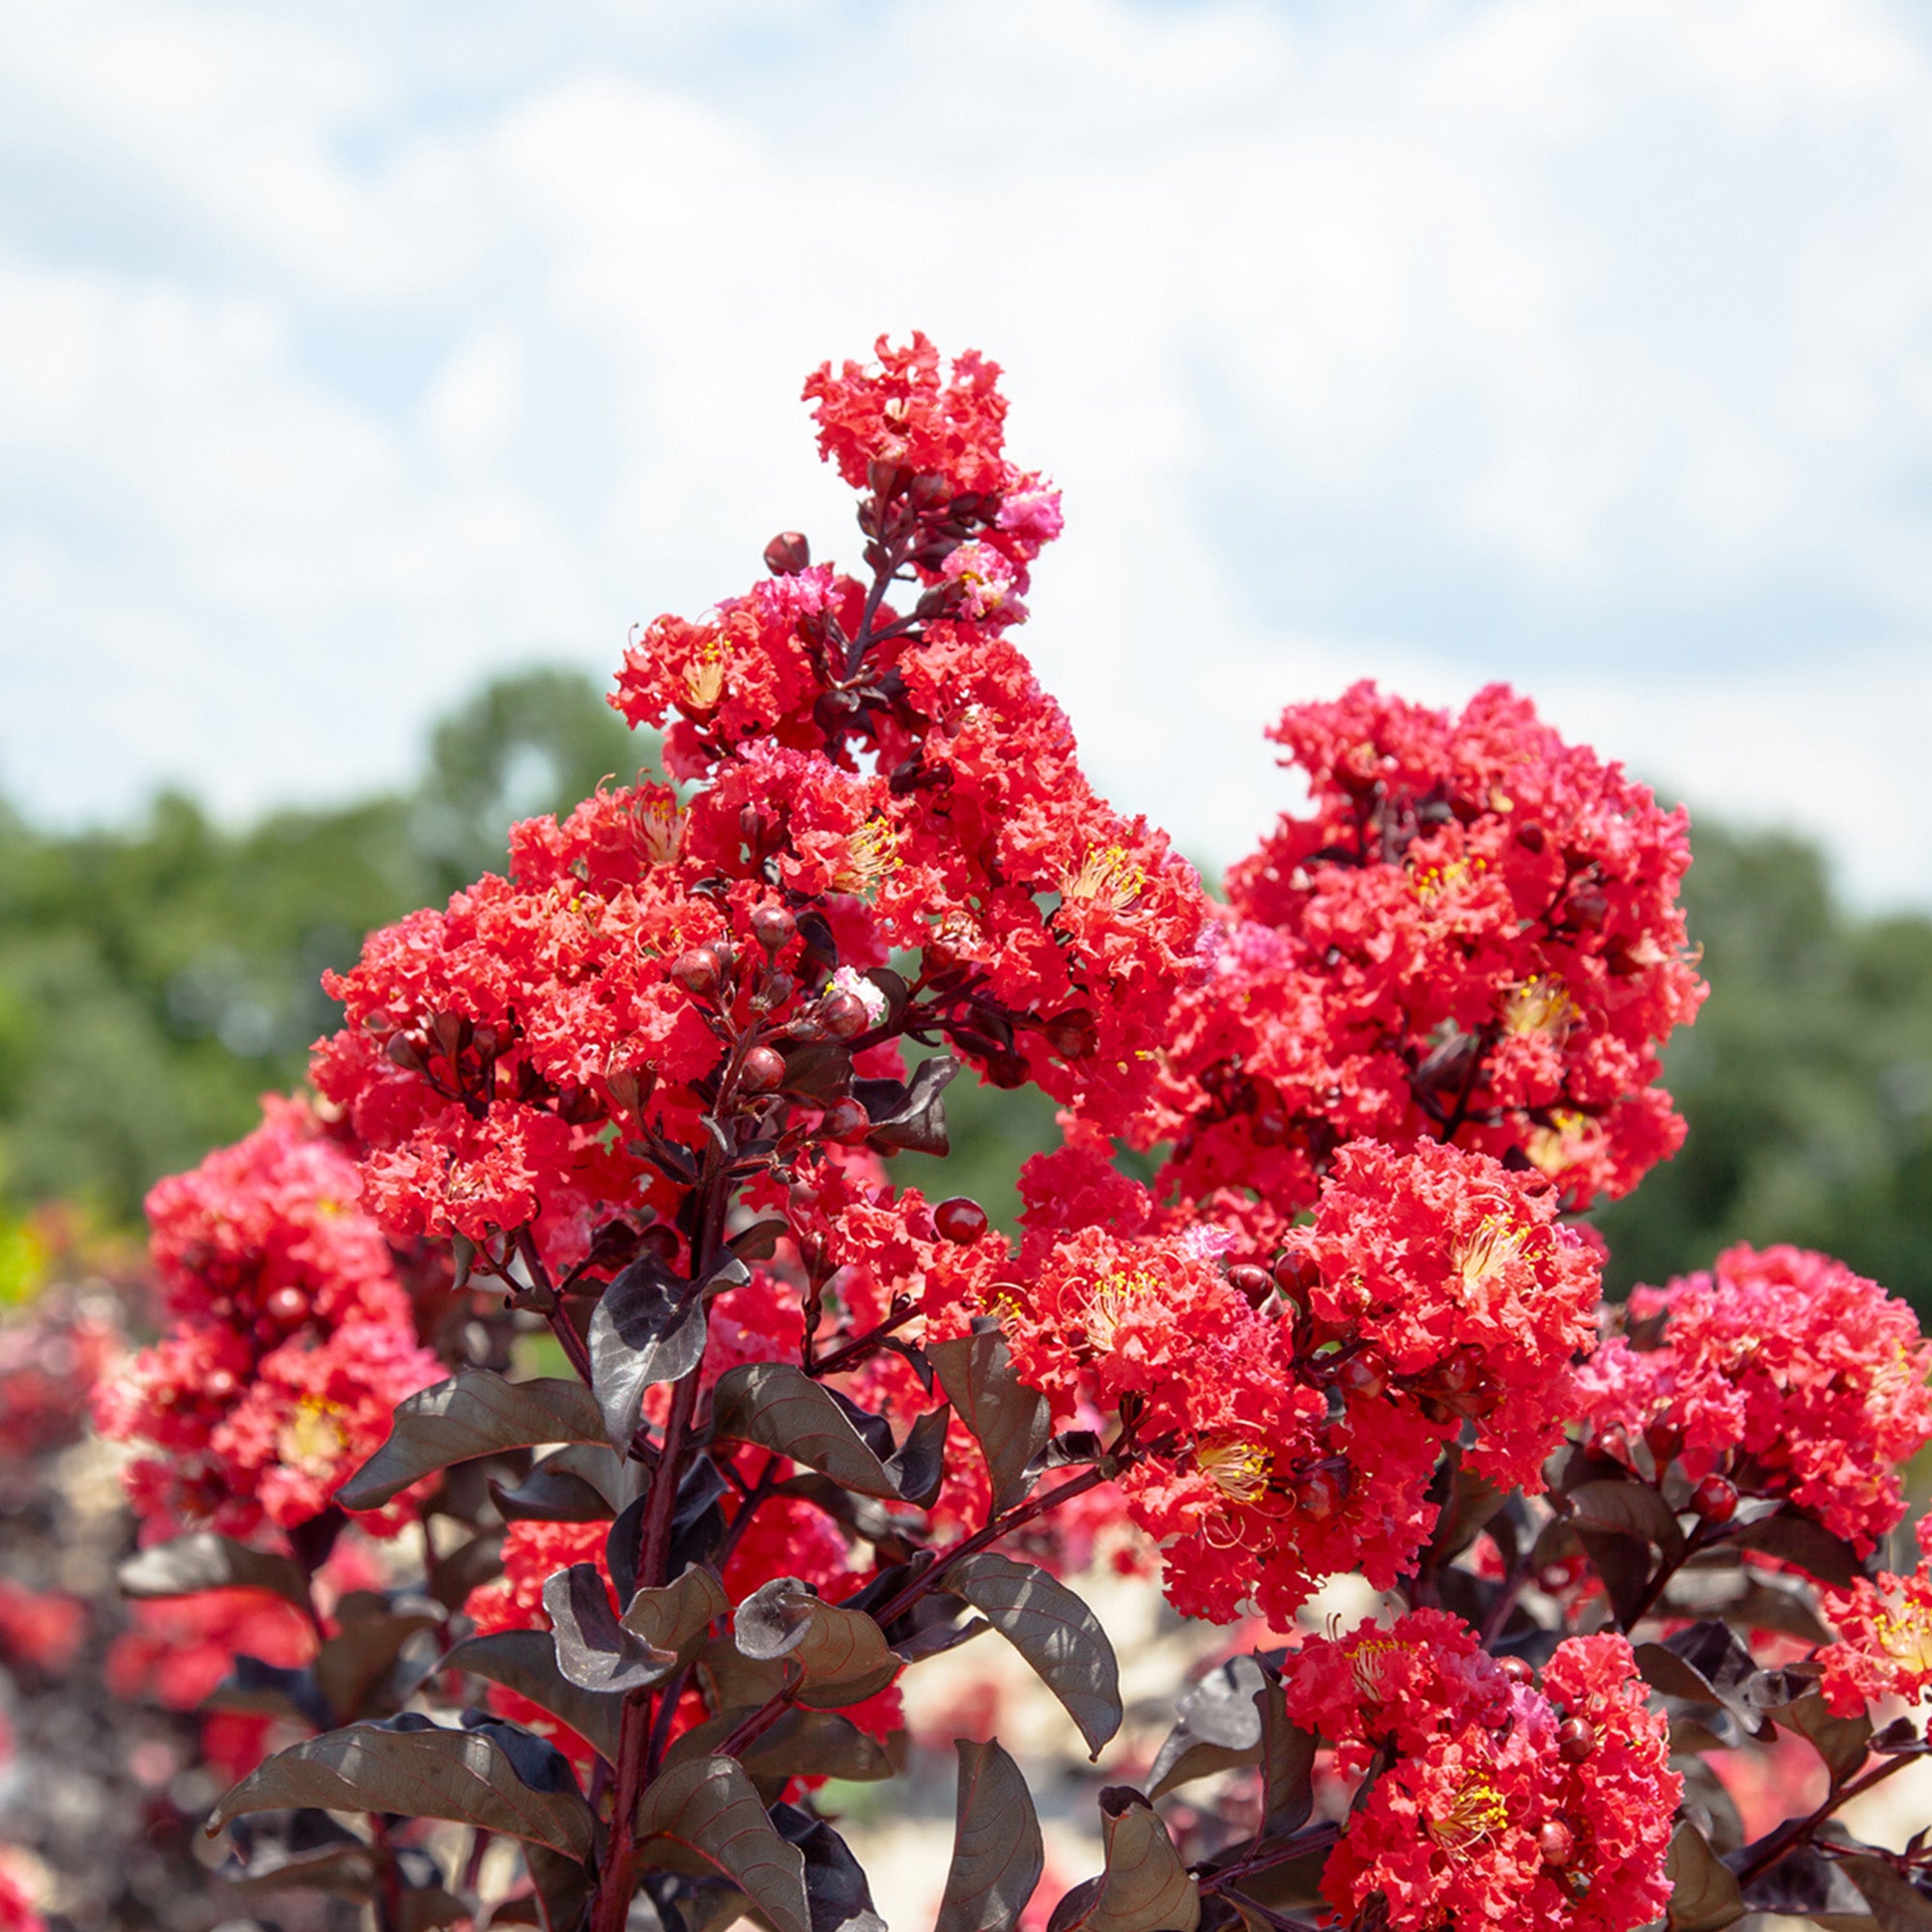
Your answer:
(210, 1714), (593, 1860)
(929, 1327), (1050, 1513)
(441, 1630), (623, 1766)
(1664, 1823), (1745, 1932)
(544, 1563), (679, 1693)
(1046, 1788), (1199, 1932)
(934, 1739), (1043, 1932)
(632, 1755), (809, 1932)
(587, 1257), (709, 1449)
(338, 1372), (606, 1512)
(948, 1552), (1121, 1756)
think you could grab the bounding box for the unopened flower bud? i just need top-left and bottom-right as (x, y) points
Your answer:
(1539, 1820), (1576, 1866)
(752, 903), (798, 952)
(1556, 1717), (1596, 1763)
(738, 1046), (785, 1094)
(1227, 1263), (1272, 1304)
(1691, 1473), (1739, 1522)
(821, 990), (870, 1039)
(1500, 1656), (1535, 1685)
(266, 1286), (307, 1323)
(1337, 1352), (1388, 1402)
(1294, 1468), (1346, 1520)
(819, 1097), (870, 1143)
(1273, 1249), (1321, 1307)
(763, 531), (810, 576)
(934, 1198), (989, 1245)
(671, 948), (723, 997)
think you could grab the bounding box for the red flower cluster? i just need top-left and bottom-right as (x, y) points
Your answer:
(1287, 1613), (1678, 1932)
(0, 1579), (85, 1675)
(1819, 1516), (1932, 1717)
(1149, 681), (1705, 1218)
(93, 1097), (440, 1537)
(980, 1135), (1600, 1622)
(1577, 1243), (1932, 1554)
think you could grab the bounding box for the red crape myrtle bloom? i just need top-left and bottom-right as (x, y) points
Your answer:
(1576, 1243), (1932, 1555)
(1149, 681), (1705, 1226)
(1287, 1614), (1677, 1932)
(976, 1134), (1601, 1623)
(94, 1097), (440, 1538)
(1819, 1517), (1932, 1717)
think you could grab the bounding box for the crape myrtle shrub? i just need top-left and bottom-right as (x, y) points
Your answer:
(80, 336), (1932, 1932)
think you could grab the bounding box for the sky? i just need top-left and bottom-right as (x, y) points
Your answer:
(4, 0), (1932, 904)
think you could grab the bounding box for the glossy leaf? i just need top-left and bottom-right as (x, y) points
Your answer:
(1731, 1507), (1865, 1590)
(733, 1577), (900, 1708)
(772, 1806), (888, 1932)
(1149, 1655), (1266, 1798)
(544, 1563), (680, 1693)
(711, 1364), (903, 1499)
(929, 1327), (1050, 1513)
(665, 1708), (901, 1785)
(441, 1631), (624, 1765)
(934, 1739), (1044, 1932)
(210, 1715), (594, 1861)
(338, 1372), (605, 1511)
(948, 1551), (1121, 1756)
(1663, 1823), (1746, 1932)
(1047, 1788), (1200, 1932)
(1768, 1688), (1874, 1783)
(586, 1256), (710, 1450)
(623, 1564), (729, 1656)
(314, 1605), (442, 1722)
(633, 1754), (810, 1932)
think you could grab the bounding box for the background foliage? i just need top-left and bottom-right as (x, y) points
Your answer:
(2, 667), (1927, 1309)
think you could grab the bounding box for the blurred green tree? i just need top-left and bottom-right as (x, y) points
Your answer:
(1596, 822), (1932, 1307)
(0, 668), (647, 1224)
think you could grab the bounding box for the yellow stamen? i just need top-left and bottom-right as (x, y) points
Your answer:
(1066, 845), (1147, 914)
(279, 1396), (345, 1473)
(683, 634), (726, 711)
(1875, 1604), (1932, 1674)
(832, 819), (901, 895)
(1409, 855), (1485, 903)
(1195, 1435), (1270, 1506)
(1082, 1270), (1157, 1353)
(1428, 1776), (1509, 1858)
(1455, 1216), (1531, 1291)
(633, 794), (684, 866)
(1349, 1634), (1406, 1699)
(1502, 975), (1577, 1036)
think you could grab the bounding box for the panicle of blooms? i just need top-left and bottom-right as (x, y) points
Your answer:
(1149, 681), (1705, 1213)
(1575, 1243), (1932, 1553)
(1292, 1617), (1677, 1932)
(1818, 1517), (1932, 1716)
(93, 1099), (440, 1538)
(1295, 1139), (1603, 1490)
(969, 1138), (1599, 1623)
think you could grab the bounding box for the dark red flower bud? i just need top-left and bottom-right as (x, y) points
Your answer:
(1691, 1473), (1739, 1523)
(819, 1097), (870, 1143)
(1273, 1248), (1321, 1303)
(266, 1286), (307, 1323)
(1556, 1717), (1596, 1763)
(1538, 1820), (1576, 1866)
(206, 1369), (237, 1401)
(1569, 888), (1608, 930)
(752, 903), (798, 952)
(1644, 1420), (1683, 1465)
(1294, 1468), (1347, 1520)
(821, 990), (870, 1039)
(934, 1198), (990, 1245)
(671, 948), (722, 997)
(1227, 1263), (1272, 1304)
(1516, 821), (1548, 854)
(763, 531), (810, 576)
(1500, 1656), (1535, 1684)
(739, 1046), (785, 1094)
(1337, 1353), (1388, 1402)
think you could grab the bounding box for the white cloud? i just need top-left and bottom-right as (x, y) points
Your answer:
(4, 0), (1932, 908)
